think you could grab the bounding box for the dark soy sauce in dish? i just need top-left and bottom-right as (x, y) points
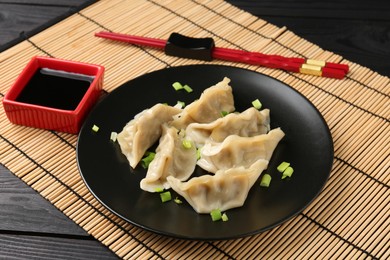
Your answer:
(16, 68), (95, 110)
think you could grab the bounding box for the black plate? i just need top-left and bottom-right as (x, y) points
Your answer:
(76, 65), (333, 240)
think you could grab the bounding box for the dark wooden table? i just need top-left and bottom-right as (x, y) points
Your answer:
(1, 1), (389, 259)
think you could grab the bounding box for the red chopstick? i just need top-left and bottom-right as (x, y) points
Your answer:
(95, 31), (348, 79)
(96, 31), (166, 48)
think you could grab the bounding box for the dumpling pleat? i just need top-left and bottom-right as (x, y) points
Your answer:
(167, 159), (269, 214)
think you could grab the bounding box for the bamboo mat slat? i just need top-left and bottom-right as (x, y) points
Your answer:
(0, 0), (389, 259)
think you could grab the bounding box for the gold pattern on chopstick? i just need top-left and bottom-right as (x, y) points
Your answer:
(300, 63), (323, 76)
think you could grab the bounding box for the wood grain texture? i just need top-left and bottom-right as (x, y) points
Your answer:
(0, 165), (119, 259)
(0, 165), (86, 235)
(0, 234), (118, 259)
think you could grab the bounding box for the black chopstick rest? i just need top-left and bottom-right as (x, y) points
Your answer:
(164, 33), (215, 61)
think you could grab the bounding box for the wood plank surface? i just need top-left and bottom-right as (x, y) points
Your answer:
(0, 0), (389, 259)
(226, 0), (390, 77)
(0, 165), (119, 259)
(0, 234), (118, 259)
(0, 165), (86, 235)
(0, 0), (96, 52)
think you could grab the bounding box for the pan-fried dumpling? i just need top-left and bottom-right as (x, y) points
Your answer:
(185, 107), (270, 145)
(167, 159), (269, 213)
(170, 77), (235, 129)
(117, 104), (181, 168)
(140, 125), (197, 192)
(197, 127), (285, 173)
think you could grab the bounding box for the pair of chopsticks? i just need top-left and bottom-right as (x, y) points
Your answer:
(95, 31), (349, 79)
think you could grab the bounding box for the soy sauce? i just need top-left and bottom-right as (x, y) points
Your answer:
(16, 68), (95, 110)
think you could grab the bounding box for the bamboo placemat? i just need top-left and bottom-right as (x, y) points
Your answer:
(0, 0), (389, 259)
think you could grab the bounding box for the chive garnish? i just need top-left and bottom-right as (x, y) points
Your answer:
(282, 166), (294, 179)
(210, 209), (222, 221)
(141, 152), (155, 169)
(221, 213), (229, 222)
(220, 111), (229, 117)
(252, 99), (262, 110)
(110, 132), (118, 142)
(277, 162), (290, 173)
(154, 187), (164, 193)
(174, 197), (183, 204)
(260, 173), (272, 187)
(172, 82), (183, 91)
(183, 84), (193, 93)
(182, 139), (193, 149)
(172, 81), (192, 92)
(175, 100), (185, 109)
(160, 191), (172, 203)
(196, 147), (202, 160)
(92, 124), (99, 132)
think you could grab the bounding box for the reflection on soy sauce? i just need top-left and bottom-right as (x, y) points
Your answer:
(16, 68), (95, 110)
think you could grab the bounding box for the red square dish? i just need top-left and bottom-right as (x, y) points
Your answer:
(3, 56), (105, 134)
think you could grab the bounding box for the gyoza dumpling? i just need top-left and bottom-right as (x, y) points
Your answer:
(170, 77), (235, 129)
(185, 107), (270, 146)
(167, 159), (269, 213)
(140, 124), (197, 192)
(117, 104), (181, 168)
(197, 127), (285, 173)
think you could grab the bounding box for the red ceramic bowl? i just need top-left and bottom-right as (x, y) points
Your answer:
(3, 56), (105, 134)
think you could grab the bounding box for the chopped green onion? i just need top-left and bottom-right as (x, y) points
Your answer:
(220, 111), (229, 117)
(282, 166), (294, 179)
(277, 162), (290, 173)
(172, 82), (183, 91)
(160, 191), (172, 203)
(260, 173), (272, 187)
(196, 147), (202, 160)
(183, 84), (193, 93)
(172, 82), (192, 92)
(92, 124), (99, 132)
(182, 139), (193, 149)
(174, 197), (183, 204)
(141, 152), (155, 169)
(110, 132), (118, 142)
(252, 99), (262, 110)
(221, 213), (229, 222)
(154, 187), (164, 193)
(210, 209), (222, 221)
(175, 101), (185, 109)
